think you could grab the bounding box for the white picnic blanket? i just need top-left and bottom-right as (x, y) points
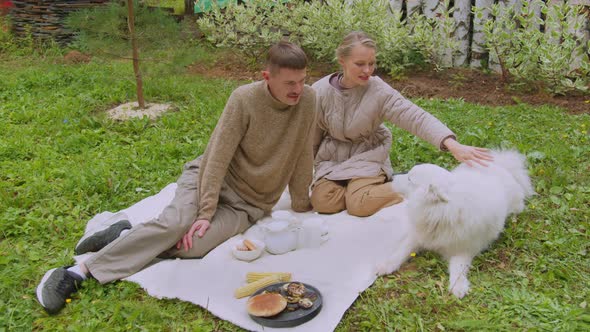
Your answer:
(75, 183), (411, 332)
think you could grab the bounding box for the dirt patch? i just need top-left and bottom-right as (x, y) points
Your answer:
(188, 55), (589, 115)
(188, 54), (260, 82)
(63, 50), (92, 64)
(387, 68), (590, 115)
(107, 102), (173, 120)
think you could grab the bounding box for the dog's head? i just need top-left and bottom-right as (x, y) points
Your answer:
(407, 164), (452, 203)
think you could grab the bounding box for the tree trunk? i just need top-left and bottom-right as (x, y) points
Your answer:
(406, 0), (422, 20)
(529, 0), (542, 32)
(127, 0), (145, 109)
(423, 0), (453, 67)
(568, 3), (589, 70)
(487, 0), (522, 73)
(423, 0), (443, 19)
(388, 0), (403, 13)
(543, 0), (567, 70)
(184, 0), (193, 16)
(470, 0), (494, 68)
(453, 0), (472, 66)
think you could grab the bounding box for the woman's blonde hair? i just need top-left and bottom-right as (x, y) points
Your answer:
(335, 31), (376, 59)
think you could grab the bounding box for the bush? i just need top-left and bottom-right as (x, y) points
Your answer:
(197, 0), (302, 67)
(0, 16), (63, 58)
(197, 0), (420, 76)
(408, 0), (460, 71)
(0, 14), (14, 53)
(292, 0), (417, 76)
(197, 0), (588, 94)
(476, 0), (590, 95)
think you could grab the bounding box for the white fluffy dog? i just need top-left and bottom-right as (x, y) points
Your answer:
(376, 150), (534, 298)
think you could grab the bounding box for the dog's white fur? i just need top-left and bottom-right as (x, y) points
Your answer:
(376, 150), (534, 298)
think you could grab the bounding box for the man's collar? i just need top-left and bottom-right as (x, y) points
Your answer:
(263, 81), (291, 110)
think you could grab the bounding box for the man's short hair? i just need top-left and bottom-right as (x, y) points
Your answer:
(266, 41), (308, 74)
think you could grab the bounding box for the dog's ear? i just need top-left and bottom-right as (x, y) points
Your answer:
(427, 184), (449, 203)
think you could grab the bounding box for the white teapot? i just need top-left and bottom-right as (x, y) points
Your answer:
(271, 210), (298, 222)
(261, 218), (300, 255)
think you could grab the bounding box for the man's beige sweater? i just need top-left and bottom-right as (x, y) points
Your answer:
(196, 81), (315, 221)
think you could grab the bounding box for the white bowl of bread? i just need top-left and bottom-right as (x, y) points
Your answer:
(232, 239), (265, 262)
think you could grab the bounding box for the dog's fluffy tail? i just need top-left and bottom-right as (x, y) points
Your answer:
(491, 150), (535, 197)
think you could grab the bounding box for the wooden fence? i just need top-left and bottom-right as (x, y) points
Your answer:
(9, 0), (109, 44)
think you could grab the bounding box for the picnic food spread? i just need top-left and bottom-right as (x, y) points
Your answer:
(251, 282), (317, 316)
(231, 214), (330, 326)
(247, 281), (323, 327)
(235, 272), (322, 327)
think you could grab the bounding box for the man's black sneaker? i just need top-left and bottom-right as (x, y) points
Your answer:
(75, 219), (132, 255)
(36, 267), (84, 314)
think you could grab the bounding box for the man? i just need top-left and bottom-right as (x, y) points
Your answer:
(37, 41), (316, 314)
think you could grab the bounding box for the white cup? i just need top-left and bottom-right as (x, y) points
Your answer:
(298, 217), (327, 249)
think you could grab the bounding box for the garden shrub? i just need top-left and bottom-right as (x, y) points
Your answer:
(197, 0), (420, 76)
(0, 16), (36, 56)
(0, 14), (14, 53)
(293, 0), (418, 77)
(290, 0), (360, 63)
(197, 0), (301, 67)
(408, 0), (460, 71)
(0, 18), (61, 57)
(476, 0), (590, 95)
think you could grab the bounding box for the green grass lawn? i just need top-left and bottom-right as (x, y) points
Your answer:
(1, 55), (589, 331)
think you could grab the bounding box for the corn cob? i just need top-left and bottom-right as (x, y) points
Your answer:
(245, 272), (292, 284)
(234, 274), (281, 299)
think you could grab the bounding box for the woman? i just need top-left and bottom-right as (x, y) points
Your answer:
(311, 31), (492, 217)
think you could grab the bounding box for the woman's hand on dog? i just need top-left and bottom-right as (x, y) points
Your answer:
(443, 138), (493, 167)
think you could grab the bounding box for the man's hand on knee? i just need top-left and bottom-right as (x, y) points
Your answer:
(176, 219), (210, 252)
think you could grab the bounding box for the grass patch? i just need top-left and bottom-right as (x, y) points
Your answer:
(1, 53), (588, 331)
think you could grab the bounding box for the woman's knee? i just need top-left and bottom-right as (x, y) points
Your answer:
(311, 183), (346, 214)
(312, 198), (345, 214)
(346, 197), (375, 217)
(345, 184), (403, 217)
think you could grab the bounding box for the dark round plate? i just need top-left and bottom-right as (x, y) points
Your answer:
(248, 282), (322, 328)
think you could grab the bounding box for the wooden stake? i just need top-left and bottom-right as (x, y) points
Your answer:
(127, 0), (145, 109)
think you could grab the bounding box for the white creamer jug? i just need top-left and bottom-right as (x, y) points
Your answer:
(261, 219), (299, 255)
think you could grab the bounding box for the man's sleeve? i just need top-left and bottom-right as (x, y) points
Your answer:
(312, 94), (325, 158)
(288, 91), (316, 212)
(288, 129), (313, 212)
(197, 92), (248, 221)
